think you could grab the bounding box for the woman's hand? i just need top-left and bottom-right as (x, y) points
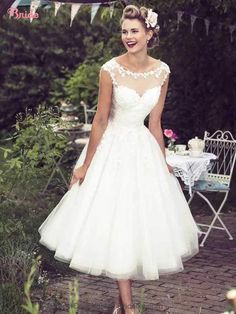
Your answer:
(69, 164), (88, 189)
(166, 162), (174, 174)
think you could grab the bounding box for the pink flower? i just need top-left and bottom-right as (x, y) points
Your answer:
(164, 129), (173, 138)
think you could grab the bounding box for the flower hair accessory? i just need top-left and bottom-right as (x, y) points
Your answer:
(145, 9), (158, 29)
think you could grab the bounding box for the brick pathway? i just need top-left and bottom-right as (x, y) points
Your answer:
(37, 212), (236, 314)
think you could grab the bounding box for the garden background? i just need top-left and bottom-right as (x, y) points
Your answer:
(0, 0), (235, 313)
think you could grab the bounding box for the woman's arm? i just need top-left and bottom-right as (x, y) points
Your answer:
(148, 75), (172, 170)
(80, 68), (113, 168)
(69, 68), (112, 187)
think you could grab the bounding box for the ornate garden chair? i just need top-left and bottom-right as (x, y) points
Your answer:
(184, 130), (236, 247)
(74, 101), (96, 146)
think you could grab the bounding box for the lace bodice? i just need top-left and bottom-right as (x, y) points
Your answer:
(101, 57), (171, 128)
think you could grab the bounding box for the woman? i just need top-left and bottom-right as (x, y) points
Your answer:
(38, 5), (200, 314)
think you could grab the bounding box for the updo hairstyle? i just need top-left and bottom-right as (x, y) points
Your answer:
(120, 5), (160, 48)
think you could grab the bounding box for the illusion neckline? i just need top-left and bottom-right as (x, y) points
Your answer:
(115, 85), (160, 99)
(113, 57), (162, 75)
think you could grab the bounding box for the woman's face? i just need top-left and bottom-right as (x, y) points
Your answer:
(121, 18), (152, 53)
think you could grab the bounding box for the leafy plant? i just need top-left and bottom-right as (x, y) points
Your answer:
(21, 256), (80, 314)
(21, 255), (41, 314)
(0, 219), (25, 245)
(0, 105), (69, 194)
(138, 287), (146, 314)
(0, 239), (39, 286)
(65, 62), (101, 110)
(8, 105), (67, 167)
(0, 239), (39, 314)
(0, 283), (24, 314)
(69, 279), (80, 314)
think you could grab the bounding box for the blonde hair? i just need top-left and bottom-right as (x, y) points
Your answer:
(120, 5), (160, 48)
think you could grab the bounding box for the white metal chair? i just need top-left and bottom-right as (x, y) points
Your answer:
(184, 130), (236, 247)
(74, 101), (96, 146)
(42, 102), (96, 192)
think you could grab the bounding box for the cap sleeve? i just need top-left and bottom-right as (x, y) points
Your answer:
(160, 62), (171, 87)
(100, 59), (118, 87)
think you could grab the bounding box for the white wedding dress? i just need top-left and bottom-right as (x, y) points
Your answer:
(38, 57), (200, 281)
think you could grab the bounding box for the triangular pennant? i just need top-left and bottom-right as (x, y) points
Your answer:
(8, 0), (21, 19)
(70, 3), (81, 27)
(176, 10), (184, 31)
(12, 0), (21, 8)
(229, 24), (236, 42)
(30, 0), (41, 22)
(204, 18), (210, 36)
(90, 3), (100, 24)
(54, 2), (63, 16)
(109, 2), (115, 19)
(190, 14), (197, 33)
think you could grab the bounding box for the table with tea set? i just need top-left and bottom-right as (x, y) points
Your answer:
(165, 136), (218, 196)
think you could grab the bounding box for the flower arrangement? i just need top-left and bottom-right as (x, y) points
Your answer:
(164, 129), (178, 151)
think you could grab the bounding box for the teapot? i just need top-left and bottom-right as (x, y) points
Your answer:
(188, 136), (205, 157)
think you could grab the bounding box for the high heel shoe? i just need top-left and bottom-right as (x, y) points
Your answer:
(112, 295), (125, 314)
(123, 303), (141, 314)
(112, 304), (124, 314)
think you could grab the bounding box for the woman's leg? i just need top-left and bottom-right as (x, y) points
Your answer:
(116, 279), (135, 313)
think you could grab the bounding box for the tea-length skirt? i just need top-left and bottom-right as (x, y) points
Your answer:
(38, 122), (200, 280)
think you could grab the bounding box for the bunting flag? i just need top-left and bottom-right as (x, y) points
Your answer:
(229, 25), (236, 42)
(176, 10), (184, 31)
(190, 14), (197, 33)
(204, 18), (210, 36)
(8, 0), (21, 17)
(11, 0), (21, 8)
(29, 0), (40, 22)
(176, 10), (235, 42)
(109, 1), (114, 18)
(90, 3), (100, 24)
(54, 1), (63, 16)
(70, 3), (81, 27)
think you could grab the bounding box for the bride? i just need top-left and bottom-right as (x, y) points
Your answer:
(38, 4), (200, 314)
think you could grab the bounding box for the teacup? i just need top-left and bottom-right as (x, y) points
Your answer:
(175, 144), (186, 152)
(165, 148), (175, 156)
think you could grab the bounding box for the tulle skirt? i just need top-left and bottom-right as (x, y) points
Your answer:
(38, 121), (200, 280)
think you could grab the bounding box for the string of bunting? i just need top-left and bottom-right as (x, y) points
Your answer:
(177, 10), (236, 43)
(52, 0), (116, 26)
(10, 0), (236, 42)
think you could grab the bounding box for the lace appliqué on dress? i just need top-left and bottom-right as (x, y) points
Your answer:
(114, 59), (170, 81)
(101, 58), (171, 90)
(100, 61), (119, 87)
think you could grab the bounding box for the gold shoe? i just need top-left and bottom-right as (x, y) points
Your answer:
(112, 304), (124, 314)
(123, 303), (141, 314)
